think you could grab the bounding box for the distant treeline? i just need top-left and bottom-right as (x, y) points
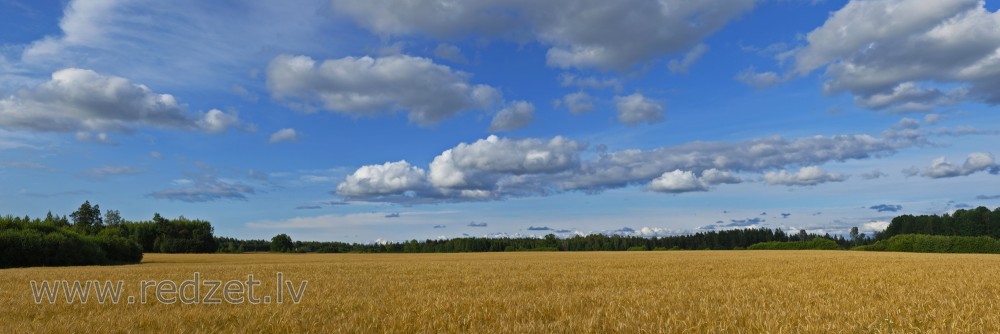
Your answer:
(879, 206), (1000, 240)
(4, 201), (1000, 268)
(217, 227), (854, 253)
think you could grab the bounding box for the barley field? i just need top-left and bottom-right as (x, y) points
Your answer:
(3, 251), (1000, 333)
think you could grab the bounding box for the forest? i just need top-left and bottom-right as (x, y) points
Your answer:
(1, 201), (998, 268)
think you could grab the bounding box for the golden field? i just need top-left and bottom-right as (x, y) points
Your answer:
(3, 251), (1000, 333)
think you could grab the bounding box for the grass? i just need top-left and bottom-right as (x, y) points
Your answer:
(4, 251), (1000, 332)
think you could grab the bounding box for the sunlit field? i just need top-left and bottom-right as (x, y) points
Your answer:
(4, 251), (1000, 333)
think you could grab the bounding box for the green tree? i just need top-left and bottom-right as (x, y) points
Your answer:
(271, 234), (294, 253)
(105, 209), (123, 227)
(70, 200), (103, 235)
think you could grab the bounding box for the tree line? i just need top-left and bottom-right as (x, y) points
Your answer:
(3, 201), (998, 268)
(219, 227), (857, 253)
(878, 206), (1000, 240)
(0, 201), (218, 268)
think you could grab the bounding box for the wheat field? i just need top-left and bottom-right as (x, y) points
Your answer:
(3, 251), (1000, 333)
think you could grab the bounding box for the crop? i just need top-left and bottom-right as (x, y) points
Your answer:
(3, 251), (1000, 332)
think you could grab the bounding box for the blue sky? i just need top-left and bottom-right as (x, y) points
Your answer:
(1, 0), (999, 243)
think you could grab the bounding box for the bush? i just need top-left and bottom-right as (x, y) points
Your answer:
(748, 238), (841, 250)
(626, 246), (648, 251)
(855, 234), (1000, 254)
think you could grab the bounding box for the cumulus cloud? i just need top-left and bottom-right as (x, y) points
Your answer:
(763, 166), (847, 186)
(917, 152), (999, 178)
(646, 168), (740, 193)
(331, 0), (754, 71)
(148, 176), (255, 202)
(269, 128), (299, 143)
(791, 0), (1000, 109)
(336, 127), (913, 203)
(489, 101), (534, 132)
(336, 160), (428, 199)
(977, 194), (1000, 200)
(467, 222), (487, 227)
(615, 93), (663, 125)
(266, 54), (502, 125)
(869, 204), (903, 212)
(527, 226), (552, 231)
(563, 92), (594, 114)
(197, 109), (246, 133)
(0, 68), (242, 134)
(667, 44), (709, 74)
(647, 170), (707, 193)
(427, 135), (582, 191)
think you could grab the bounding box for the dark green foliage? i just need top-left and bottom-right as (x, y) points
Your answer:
(856, 234), (1000, 254)
(880, 206), (1000, 240)
(215, 237), (269, 253)
(747, 238), (841, 250)
(271, 234), (294, 253)
(109, 214), (217, 253)
(70, 200), (103, 235)
(626, 246), (648, 251)
(216, 227), (848, 253)
(0, 216), (142, 268)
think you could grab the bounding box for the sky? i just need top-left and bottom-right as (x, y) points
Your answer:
(1, 0), (999, 243)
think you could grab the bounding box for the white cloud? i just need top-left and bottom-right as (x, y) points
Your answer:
(427, 135), (583, 191)
(647, 170), (707, 193)
(197, 109), (244, 133)
(266, 54), (502, 125)
(667, 44), (709, 74)
(433, 43), (469, 64)
(563, 92), (594, 114)
(919, 152), (998, 178)
(19, 0), (338, 90)
(0, 68), (242, 134)
(269, 128), (299, 143)
(763, 166), (847, 186)
(337, 127), (915, 203)
(615, 93), (663, 125)
(791, 0), (1000, 108)
(336, 161), (428, 198)
(646, 168), (741, 194)
(489, 101), (534, 132)
(331, 0), (755, 70)
(854, 82), (965, 112)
